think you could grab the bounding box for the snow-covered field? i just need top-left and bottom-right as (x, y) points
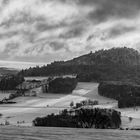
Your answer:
(0, 82), (95, 126)
(0, 82), (140, 128)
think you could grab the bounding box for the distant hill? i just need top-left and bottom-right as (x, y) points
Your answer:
(65, 47), (140, 66)
(19, 47), (140, 84)
(0, 67), (19, 76)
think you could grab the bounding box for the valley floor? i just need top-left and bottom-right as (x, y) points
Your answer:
(0, 82), (140, 128)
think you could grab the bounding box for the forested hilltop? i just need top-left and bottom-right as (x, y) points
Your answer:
(19, 47), (140, 84)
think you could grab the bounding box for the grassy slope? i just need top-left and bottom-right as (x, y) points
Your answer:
(0, 126), (140, 140)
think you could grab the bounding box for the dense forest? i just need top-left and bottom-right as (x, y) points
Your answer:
(43, 77), (78, 93)
(19, 47), (140, 84)
(33, 108), (121, 129)
(98, 81), (140, 108)
(0, 74), (24, 90)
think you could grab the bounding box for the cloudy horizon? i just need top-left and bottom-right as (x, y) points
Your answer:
(0, 0), (140, 69)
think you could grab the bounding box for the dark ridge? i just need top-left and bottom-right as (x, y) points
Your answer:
(19, 47), (140, 84)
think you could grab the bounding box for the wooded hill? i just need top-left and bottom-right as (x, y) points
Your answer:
(19, 47), (140, 84)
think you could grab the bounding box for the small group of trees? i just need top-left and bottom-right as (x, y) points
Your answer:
(33, 108), (121, 129)
(8, 89), (26, 100)
(0, 120), (10, 126)
(43, 77), (78, 94)
(70, 99), (99, 109)
(98, 81), (140, 108)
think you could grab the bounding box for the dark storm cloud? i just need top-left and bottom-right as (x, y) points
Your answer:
(1, 0), (140, 67)
(4, 42), (19, 54)
(1, 0), (10, 5)
(78, 0), (140, 23)
(35, 18), (85, 33)
(36, 22), (57, 32)
(35, 21), (68, 32)
(49, 41), (66, 51)
(0, 12), (46, 28)
(107, 25), (136, 39)
(0, 31), (18, 39)
(59, 26), (85, 39)
(87, 34), (95, 41)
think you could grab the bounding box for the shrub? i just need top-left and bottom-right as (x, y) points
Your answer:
(70, 101), (74, 108)
(74, 100), (99, 109)
(0, 114), (2, 118)
(5, 120), (10, 125)
(129, 117), (133, 122)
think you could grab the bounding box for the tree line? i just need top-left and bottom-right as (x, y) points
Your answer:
(43, 77), (78, 94)
(98, 81), (140, 108)
(0, 74), (24, 91)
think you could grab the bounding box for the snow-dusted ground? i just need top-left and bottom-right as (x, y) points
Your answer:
(0, 82), (95, 126)
(0, 82), (140, 128)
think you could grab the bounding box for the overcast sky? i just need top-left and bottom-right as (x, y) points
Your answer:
(0, 0), (140, 69)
